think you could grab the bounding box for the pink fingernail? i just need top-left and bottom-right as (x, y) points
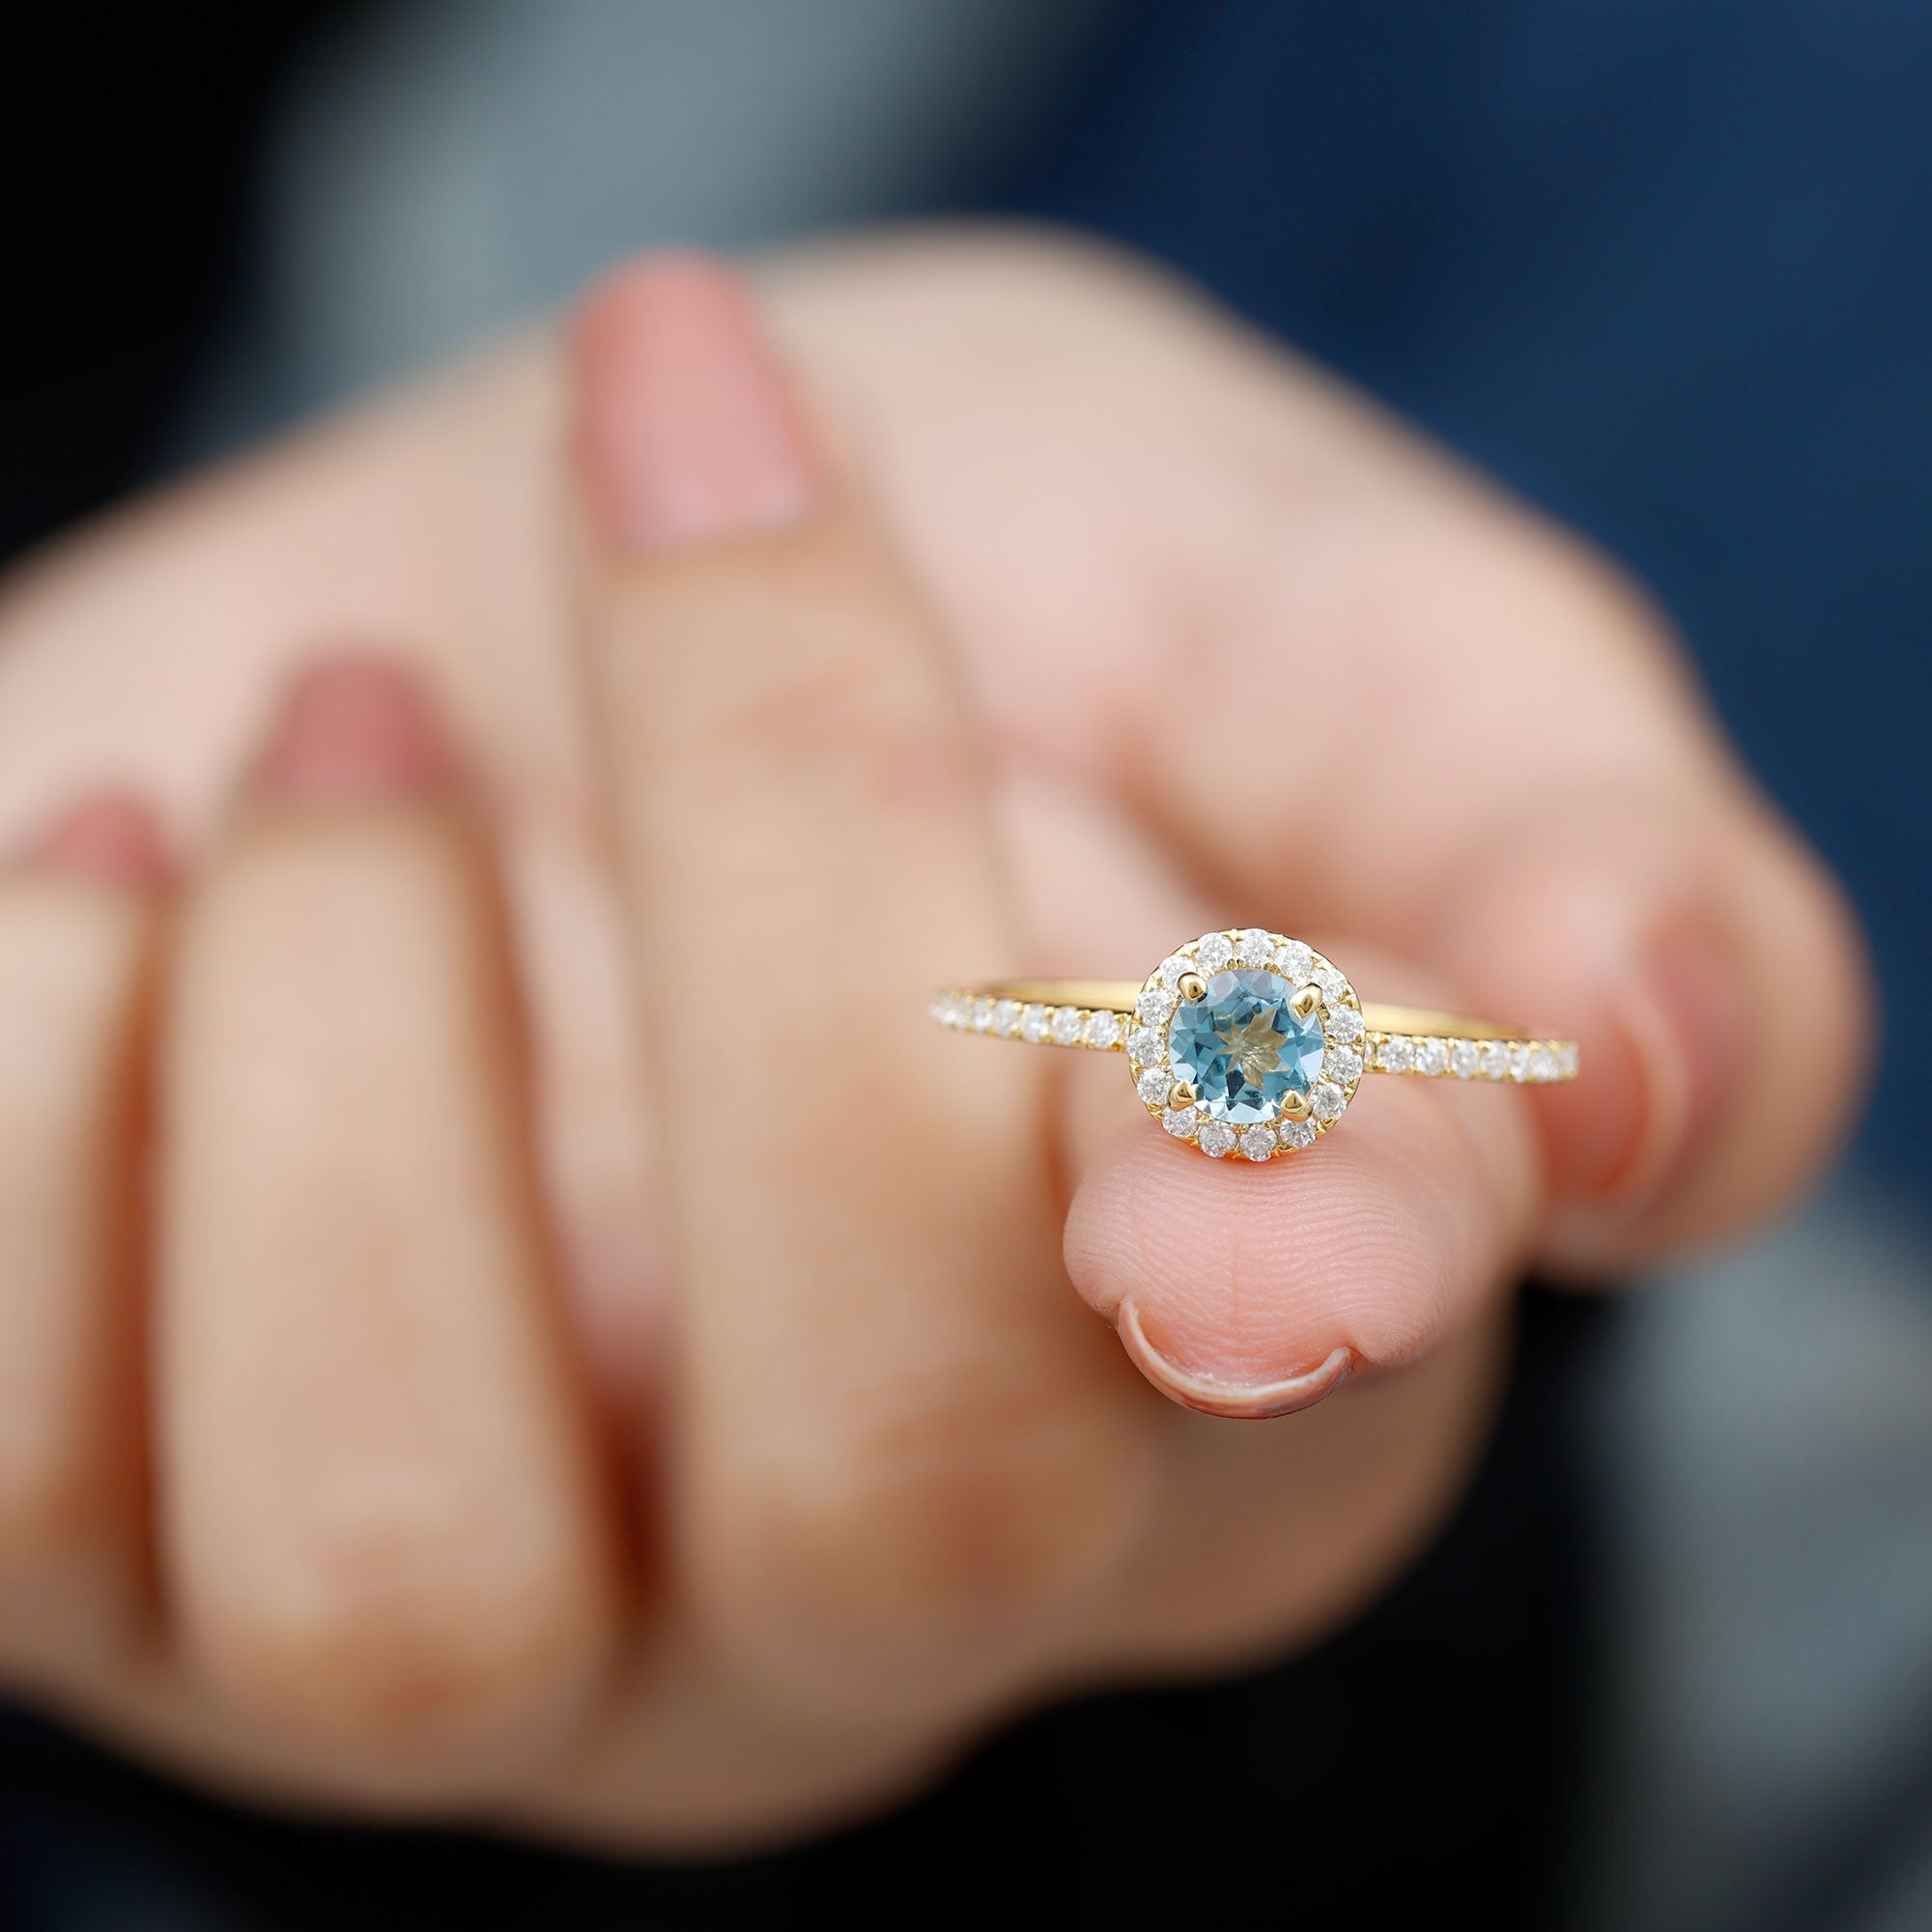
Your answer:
(1116, 1301), (1353, 1421)
(20, 791), (169, 890)
(256, 657), (456, 805)
(572, 253), (819, 554)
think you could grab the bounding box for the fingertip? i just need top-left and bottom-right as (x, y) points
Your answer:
(254, 656), (456, 807)
(1065, 1080), (1533, 1413)
(571, 251), (819, 554)
(19, 792), (169, 893)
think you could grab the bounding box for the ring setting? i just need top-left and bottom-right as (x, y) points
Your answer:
(933, 927), (1578, 1159)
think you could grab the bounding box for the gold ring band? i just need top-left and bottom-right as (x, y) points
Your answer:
(933, 928), (1577, 1161)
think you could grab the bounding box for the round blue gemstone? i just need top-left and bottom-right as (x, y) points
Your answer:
(1167, 969), (1325, 1124)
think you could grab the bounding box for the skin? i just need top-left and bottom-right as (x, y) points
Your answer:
(0, 233), (1870, 1849)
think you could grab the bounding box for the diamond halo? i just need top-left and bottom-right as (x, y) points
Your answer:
(1125, 929), (1364, 1160)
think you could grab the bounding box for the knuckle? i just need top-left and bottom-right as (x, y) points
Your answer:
(708, 1398), (1139, 1644)
(690, 654), (980, 819)
(199, 1481), (593, 1753)
(0, 1440), (113, 1582)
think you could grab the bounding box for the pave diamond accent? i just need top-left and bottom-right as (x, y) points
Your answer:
(1236, 927), (1274, 967)
(1270, 940), (1313, 981)
(1197, 1120), (1236, 1158)
(1128, 1027), (1165, 1065)
(1050, 1007), (1084, 1045)
(1194, 933), (1235, 974)
(1137, 987), (1176, 1025)
(1378, 1036), (1415, 1073)
(1312, 965), (1347, 1001)
(1415, 1037), (1449, 1077)
(1323, 1045), (1363, 1084)
(1450, 1040), (1480, 1078)
(1021, 1004), (1050, 1043)
(1162, 1107), (1199, 1140)
(1158, 954), (1191, 990)
(1480, 1040), (1511, 1080)
(1325, 1004), (1364, 1045)
(1137, 1068), (1173, 1108)
(1238, 1125), (1276, 1161)
(1279, 1119), (1318, 1150)
(1085, 1010), (1122, 1049)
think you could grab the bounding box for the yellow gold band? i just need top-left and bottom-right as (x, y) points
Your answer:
(974, 982), (1531, 1044)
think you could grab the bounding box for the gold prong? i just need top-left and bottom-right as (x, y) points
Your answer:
(1280, 1090), (1314, 1121)
(1169, 1080), (1198, 1108)
(1178, 972), (1207, 1003)
(1290, 982), (1321, 1022)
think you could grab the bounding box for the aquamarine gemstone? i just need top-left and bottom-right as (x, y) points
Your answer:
(1167, 969), (1325, 1124)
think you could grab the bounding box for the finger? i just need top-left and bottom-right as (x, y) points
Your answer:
(1137, 442), (1868, 1274)
(158, 660), (620, 1782)
(776, 249), (1867, 1273)
(0, 798), (162, 1674)
(571, 256), (1151, 1708)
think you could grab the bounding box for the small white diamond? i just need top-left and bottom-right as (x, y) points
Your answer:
(1325, 1005), (1364, 1044)
(1197, 1121), (1236, 1158)
(1238, 1125), (1276, 1162)
(1021, 1004), (1050, 1043)
(1450, 1040), (1480, 1078)
(1137, 987), (1176, 1025)
(1508, 1040), (1534, 1082)
(1270, 940), (1314, 981)
(1378, 1036), (1415, 1073)
(1279, 1119), (1318, 1150)
(1162, 1108), (1199, 1140)
(973, 996), (997, 1033)
(1085, 1010), (1122, 1049)
(994, 999), (1023, 1037)
(1480, 1040), (1511, 1080)
(1312, 964), (1347, 1000)
(1050, 1007), (1084, 1045)
(1324, 1045), (1363, 1084)
(1137, 1068), (1173, 1108)
(1236, 927), (1273, 967)
(1158, 954), (1191, 989)
(1312, 1081), (1346, 1121)
(1557, 1040), (1580, 1078)
(1195, 933), (1234, 973)
(1529, 1045), (1557, 1082)
(1128, 1027), (1165, 1065)
(1415, 1037), (1449, 1077)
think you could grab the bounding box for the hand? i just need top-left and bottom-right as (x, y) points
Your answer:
(0, 239), (1867, 1847)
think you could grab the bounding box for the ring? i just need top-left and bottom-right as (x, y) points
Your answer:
(932, 927), (1577, 1160)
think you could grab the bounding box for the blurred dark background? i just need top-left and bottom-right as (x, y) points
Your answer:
(2, 4), (1928, 1927)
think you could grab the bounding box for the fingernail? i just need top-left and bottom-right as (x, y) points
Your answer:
(573, 253), (819, 554)
(256, 657), (455, 806)
(19, 791), (169, 890)
(1117, 1301), (1353, 1421)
